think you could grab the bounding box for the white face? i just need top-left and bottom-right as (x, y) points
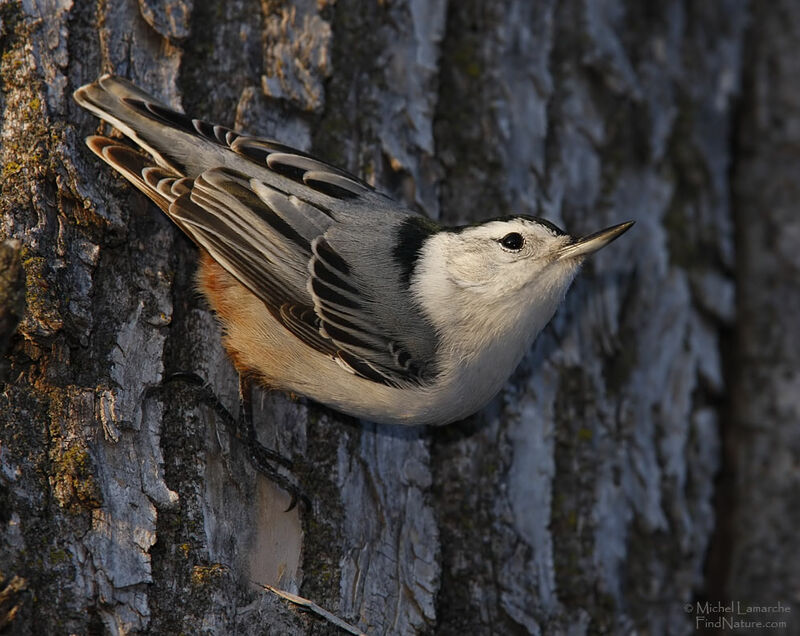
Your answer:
(443, 217), (576, 296)
(410, 215), (583, 379)
(410, 215), (631, 387)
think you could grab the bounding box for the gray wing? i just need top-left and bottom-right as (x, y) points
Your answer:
(76, 75), (440, 386)
(74, 75), (400, 216)
(84, 136), (438, 388)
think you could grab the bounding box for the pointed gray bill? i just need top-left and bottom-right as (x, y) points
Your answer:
(557, 221), (635, 261)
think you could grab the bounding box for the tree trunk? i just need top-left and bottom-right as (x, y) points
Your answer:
(0, 0), (787, 635)
(718, 0), (800, 632)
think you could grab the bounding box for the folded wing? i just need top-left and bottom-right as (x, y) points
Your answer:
(84, 133), (437, 388)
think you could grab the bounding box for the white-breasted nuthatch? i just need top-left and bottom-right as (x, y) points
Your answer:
(74, 75), (633, 427)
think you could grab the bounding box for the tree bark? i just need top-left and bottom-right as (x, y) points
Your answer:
(0, 0), (779, 635)
(718, 0), (800, 631)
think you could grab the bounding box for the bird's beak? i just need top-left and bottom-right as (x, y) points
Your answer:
(557, 221), (635, 261)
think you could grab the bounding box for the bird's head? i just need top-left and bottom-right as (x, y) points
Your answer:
(410, 216), (634, 352)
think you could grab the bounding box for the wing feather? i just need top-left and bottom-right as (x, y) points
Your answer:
(172, 171), (432, 386)
(76, 75), (438, 387)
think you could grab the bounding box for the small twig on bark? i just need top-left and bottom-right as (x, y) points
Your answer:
(256, 582), (367, 636)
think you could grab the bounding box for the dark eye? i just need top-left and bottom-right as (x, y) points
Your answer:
(499, 232), (524, 250)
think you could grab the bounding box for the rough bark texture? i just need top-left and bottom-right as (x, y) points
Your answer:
(0, 0), (792, 635)
(718, 0), (800, 632)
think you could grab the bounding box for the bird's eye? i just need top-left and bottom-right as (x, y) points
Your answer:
(499, 232), (524, 251)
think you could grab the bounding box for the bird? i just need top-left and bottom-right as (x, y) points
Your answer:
(73, 74), (633, 427)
